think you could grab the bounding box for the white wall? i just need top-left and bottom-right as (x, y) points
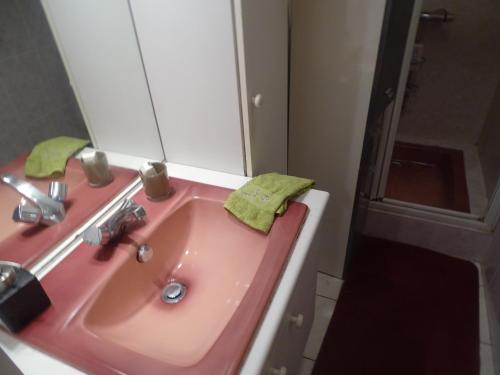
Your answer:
(364, 207), (494, 262)
(484, 221), (500, 375)
(396, 0), (500, 150)
(289, 0), (386, 277)
(478, 80), (500, 198)
(42, 0), (164, 160)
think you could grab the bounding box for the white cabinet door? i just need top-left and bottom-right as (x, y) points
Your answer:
(235, 0), (289, 175)
(42, 0), (164, 160)
(264, 246), (316, 375)
(130, 0), (245, 175)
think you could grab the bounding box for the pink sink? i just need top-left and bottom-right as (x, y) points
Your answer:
(17, 178), (308, 374)
(0, 155), (137, 268)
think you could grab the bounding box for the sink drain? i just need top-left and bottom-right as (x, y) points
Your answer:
(161, 280), (187, 304)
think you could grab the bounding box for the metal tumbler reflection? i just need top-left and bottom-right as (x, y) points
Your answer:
(79, 150), (114, 187)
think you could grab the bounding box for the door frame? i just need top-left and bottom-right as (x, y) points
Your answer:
(369, 0), (500, 232)
(371, 0), (422, 200)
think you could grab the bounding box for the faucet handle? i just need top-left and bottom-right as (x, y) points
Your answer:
(82, 226), (109, 246)
(12, 198), (42, 224)
(1, 173), (65, 225)
(82, 199), (146, 247)
(117, 198), (146, 222)
(132, 205), (146, 221)
(48, 181), (68, 203)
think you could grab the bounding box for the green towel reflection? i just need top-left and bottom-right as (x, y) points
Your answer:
(25, 136), (90, 178)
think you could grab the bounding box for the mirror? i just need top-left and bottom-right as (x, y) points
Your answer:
(0, 0), (91, 167)
(0, 1), (147, 270)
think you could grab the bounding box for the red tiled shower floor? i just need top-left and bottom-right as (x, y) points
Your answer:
(385, 142), (470, 212)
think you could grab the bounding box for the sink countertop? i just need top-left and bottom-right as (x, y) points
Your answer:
(0, 150), (329, 375)
(0, 154), (137, 269)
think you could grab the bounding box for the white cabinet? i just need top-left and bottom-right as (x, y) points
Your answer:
(44, 0), (289, 174)
(41, 0), (164, 160)
(234, 0), (289, 175)
(264, 245), (317, 375)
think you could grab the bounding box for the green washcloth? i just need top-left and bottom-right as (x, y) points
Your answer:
(25, 136), (90, 178)
(224, 173), (315, 233)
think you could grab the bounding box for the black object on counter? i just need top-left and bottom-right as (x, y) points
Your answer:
(0, 266), (51, 332)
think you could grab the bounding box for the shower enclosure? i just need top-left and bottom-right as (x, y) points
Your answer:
(346, 1), (500, 371)
(368, 0), (500, 232)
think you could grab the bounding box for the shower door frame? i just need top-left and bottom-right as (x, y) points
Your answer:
(369, 0), (500, 232)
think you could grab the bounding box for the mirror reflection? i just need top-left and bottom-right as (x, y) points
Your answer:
(0, 0), (90, 168)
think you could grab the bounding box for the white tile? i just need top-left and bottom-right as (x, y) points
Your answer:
(298, 357), (315, 375)
(316, 272), (343, 300)
(475, 262), (484, 286)
(303, 296), (336, 360)
(462, 146), (489, 216)
(480, 344), (494, 375)
(480, 287), (491, 344)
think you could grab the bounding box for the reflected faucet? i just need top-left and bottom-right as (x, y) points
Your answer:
(0, 174), (66, 225)
(82, 199), (146, 246)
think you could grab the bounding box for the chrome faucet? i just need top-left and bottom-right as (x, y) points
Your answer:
(82, 199), (146, 246)
(0, 174), (66, 225)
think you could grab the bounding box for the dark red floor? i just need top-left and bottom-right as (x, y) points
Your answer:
(313, 236), (479, 375)
(385, 142), (471, 212)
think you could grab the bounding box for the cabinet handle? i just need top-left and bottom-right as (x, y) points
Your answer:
(268, 366), (287, 375)
(251, 93), (263, 108)
(289, 313), (304, 328)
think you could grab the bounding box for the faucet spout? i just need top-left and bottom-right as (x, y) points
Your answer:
(82, 199), (146, 246)
(1, 174), (65, 225)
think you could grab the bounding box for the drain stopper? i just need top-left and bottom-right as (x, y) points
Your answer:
(161, 281), (186, 304)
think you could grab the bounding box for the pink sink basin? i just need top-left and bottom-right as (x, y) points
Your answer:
(0, 155), (137, 268)
(17, 178), (308, 374)
(85, 198), (271, 367)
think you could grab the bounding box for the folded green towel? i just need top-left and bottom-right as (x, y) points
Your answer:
(224, 173), (315, 233)
(25, 136), (90, 178)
